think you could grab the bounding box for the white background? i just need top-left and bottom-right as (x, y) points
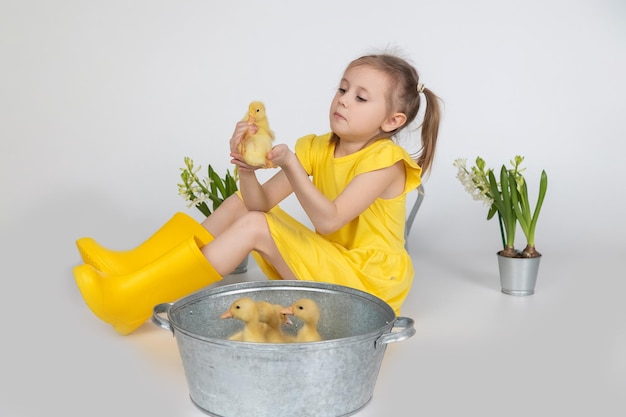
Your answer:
(1, 1), (625, 416)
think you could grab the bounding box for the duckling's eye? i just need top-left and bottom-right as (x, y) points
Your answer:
(298, 305), (304, 310)
(256, 108), (260, 113)
(235, 305), (241, 309)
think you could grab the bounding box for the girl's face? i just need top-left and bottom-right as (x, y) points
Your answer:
(329, 65), (393, 143)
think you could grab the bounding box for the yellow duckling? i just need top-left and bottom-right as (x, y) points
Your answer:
(281, 298), (322, 343)
(257, 301), (293, 343)
(238, 101), (275, 168)
(220, 297), (266, 343)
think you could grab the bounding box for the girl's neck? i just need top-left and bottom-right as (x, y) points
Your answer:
(334, 136), (377, 157)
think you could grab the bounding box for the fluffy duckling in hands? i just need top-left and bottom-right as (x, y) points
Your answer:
(220, 297), (266, 343)
(238, 101), (275, 168)
(257, 301), (293, 343)
(281, 298), (322, 343)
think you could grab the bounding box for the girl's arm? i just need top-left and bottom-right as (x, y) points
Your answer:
(269, 144), (406, 235)
(237, 169), (293, 212)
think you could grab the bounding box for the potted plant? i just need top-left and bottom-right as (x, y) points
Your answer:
(177, 156), (248, 273)
(453, 155), (548, 295)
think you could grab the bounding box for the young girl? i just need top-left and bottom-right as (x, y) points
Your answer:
(74, 53), (442, 335)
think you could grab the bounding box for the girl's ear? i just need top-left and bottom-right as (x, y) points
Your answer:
(381, 112), (407, 133)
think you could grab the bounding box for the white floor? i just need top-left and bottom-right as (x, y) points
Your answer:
(0, 231), (624, 417)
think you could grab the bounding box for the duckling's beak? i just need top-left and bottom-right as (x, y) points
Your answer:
(283, 315), (293, 326)
(280, 306), (294, 315)
(220, 310), (233, 319)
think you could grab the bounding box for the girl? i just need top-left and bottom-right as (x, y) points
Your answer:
(74, 53), (442, 335)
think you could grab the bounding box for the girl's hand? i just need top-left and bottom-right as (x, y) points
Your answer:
(267, 144), (295, 168)
(229, 121), (259, 172)
(230, 151), (261, 172)
(229, 121), (256, 153)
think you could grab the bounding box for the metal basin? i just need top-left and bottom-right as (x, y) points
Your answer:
(152, 280), (415, 417)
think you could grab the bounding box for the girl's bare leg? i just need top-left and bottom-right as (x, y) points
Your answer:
(201, 194), (248, 237)
(200, 211), (296, 280)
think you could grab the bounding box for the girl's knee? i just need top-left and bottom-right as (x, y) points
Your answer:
(240, 211), (269, 233)
(233, 212), (273, 246)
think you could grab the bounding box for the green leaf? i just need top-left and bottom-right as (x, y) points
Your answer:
(207, 165), (218, 195)
(511, 171), (530, 234)
(500, 165), (516, 249)
(197, 202), (212, 217)
(526, 170), (548, 246)
(224, 169), (238, 196)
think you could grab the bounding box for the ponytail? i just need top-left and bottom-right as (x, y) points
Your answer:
(416, 87), (442, 176)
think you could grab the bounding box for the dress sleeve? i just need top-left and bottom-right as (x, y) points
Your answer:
(354, 140), (423, 194)
(294, 133), (320, 175)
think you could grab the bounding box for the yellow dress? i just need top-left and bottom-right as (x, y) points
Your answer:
(252, 133), (422, 314)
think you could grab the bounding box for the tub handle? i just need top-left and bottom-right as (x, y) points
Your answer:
(375, 316), (416, 348)
(152, 302), (174, 335)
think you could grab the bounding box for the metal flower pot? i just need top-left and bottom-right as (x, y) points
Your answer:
(230, 254), (248, 274)
(497, 252), (541, 296)
(152, 280), (415, 417)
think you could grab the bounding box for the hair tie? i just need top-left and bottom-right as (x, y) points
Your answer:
(417, 83), (425, 93)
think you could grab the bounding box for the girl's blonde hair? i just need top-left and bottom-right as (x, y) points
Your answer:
(336, 53), (442, 176)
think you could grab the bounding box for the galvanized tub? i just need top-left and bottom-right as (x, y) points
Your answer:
(152, 280), (415, 417)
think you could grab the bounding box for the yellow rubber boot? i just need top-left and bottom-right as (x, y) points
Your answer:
(76, 212), (213, 275)
(73, 235), (222, 335)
